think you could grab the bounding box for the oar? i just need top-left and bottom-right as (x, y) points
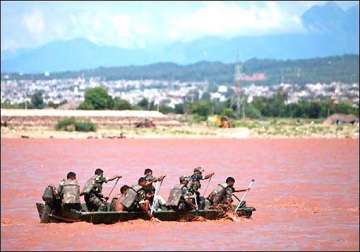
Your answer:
(150, 180), (163, 215)
(106, 177), (120, 201)
(234, 179), (255, 212)
(202, 176), (212, 197)
(232, 193), (241, 202)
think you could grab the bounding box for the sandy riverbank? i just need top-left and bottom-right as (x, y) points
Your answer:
(1, 122), (358, 139)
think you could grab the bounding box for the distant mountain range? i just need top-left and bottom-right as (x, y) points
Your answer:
(4, 55), (358, 86)
(1, 2), (359, 74)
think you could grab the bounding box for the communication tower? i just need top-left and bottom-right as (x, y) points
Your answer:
(233, 62), (245, 119)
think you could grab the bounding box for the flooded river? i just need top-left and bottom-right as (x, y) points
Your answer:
(1, 138), (359, 250)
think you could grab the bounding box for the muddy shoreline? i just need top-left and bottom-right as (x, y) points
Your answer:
(1, 125), (359, 139)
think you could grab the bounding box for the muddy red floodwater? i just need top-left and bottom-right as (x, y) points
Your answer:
(1, 138), (359, 251)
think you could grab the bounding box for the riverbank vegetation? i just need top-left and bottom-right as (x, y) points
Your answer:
(55, 117), (96, 132)
(2, 86), (358, 122)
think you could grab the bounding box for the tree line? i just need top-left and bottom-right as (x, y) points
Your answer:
(2, 87), (358, 120)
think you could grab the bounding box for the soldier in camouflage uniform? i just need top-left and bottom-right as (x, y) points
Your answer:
(166, 176), (196, 211)
(81, 168), (121, 212)
(111, 185), (130, 211)
(58, 171), (81, 211)
(143, 169), (166, 192)
(142, 168), (166, 205)
(120, 177), (152, 217)
(40, 184), (62, 223)
(188, 167), (214, 208)
(207, 177), (249, 210)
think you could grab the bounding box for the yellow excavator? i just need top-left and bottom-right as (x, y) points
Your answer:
(209, 115), (232, 128)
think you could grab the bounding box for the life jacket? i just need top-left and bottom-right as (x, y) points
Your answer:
(208, 183), (228, 205)
(61, 179), (80, 204)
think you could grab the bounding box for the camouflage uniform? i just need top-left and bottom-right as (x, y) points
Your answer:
(83, 175), (108, 211)
(188, 174), (203, 193)
(143, 174), (156, 194)
(179, 183), (196, 210)
(187, 173), (204, 207)
(136, 188), (147, 205)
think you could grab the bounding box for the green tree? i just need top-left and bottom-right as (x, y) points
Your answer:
(244, 104), (262, 119)
(334, 102), (356, 115)
(174, 103), (185, 114)
(31, 91), (45, 109)
(113, 97), (131, 110)
(137, 98), (149, 110)
(221, 108), (235, 118)
(190, 100), (211, 118)
(78, 87), (113, 110)
(307, 102), (321, 118)
(159, 104), (174, 114)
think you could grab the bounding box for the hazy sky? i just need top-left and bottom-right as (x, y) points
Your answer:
(1, 1), (358, 52)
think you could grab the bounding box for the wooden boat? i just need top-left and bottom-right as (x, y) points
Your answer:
(36, 202), (256, 224)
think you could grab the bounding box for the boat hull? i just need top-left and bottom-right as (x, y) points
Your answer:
(36, 202), (255, 224)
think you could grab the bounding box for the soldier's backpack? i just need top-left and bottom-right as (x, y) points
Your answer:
(42, 185), (55, 203)
(166, 185), (183, 207)
(208, 183), (227, 204)
(121, 185), (141, 209)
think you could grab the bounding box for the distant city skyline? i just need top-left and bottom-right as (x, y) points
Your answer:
(1, 1), (358, 52)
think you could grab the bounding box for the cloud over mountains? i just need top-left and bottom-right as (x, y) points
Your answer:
(1, 1), (358, 73)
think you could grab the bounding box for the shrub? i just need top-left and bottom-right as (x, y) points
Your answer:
(55, 117), (76, 130)
(56, 117), (96, 132)
(75, 121), (96, 132)
(192, 114), (207, 123)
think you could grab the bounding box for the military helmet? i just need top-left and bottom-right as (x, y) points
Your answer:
(193, 166), (204, 173)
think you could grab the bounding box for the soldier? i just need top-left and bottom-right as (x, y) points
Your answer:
(111, 185), (130, 211)
(207, 176), (249, 210)
(40, 184), (61, 223)
(58, 171), (81, 211)
(81, 168), (121, 212)
(120, 177), (152, 217)
(166, 176), (196, 211)
(143, 169), (166, 192)
(188, 167), (214, 208)
(142, 168), (166, 206)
